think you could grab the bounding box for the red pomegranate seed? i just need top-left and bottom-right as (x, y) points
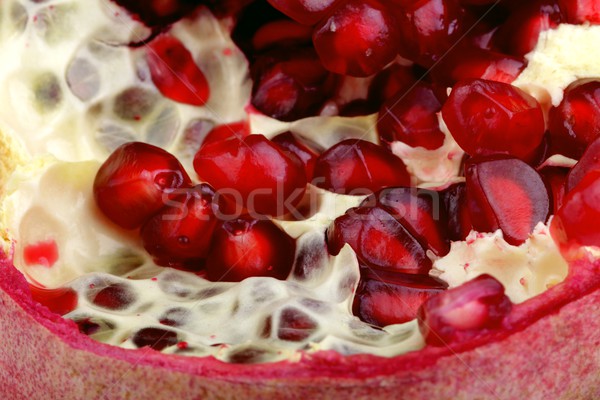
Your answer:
(141, 184), (224, 270)
(250, 48), (338, 121)
(539, 165), (569, 214)
(271, 131), (322, 180)
(89, 282), (137, 310)
(267, 0), (341, 25)
(94, 142), (192, 230)
(29, 285), (78, 316)
(132, 327), (179, 351)
(201, 121), (250, 148)
(395, 0), (467, 67)
(194, 134), (307, 217)
(417, 274), (512, 346)
(313, 139), (411, 195)
(354, 271), (446, 327)
(327, 206), (432, 275)
(251, 19), (313, 51)
(552, 170), (600, 251)
(367, 64), (419, 106)
(566, 137), (600, 193)
(147, 34), (210, 106)
(465, 156), (551, 245)
(558, 0), (600, 24)
(312, 0), (400, 77)
(363, 187), (450, 256)
(205, 216), (296, 282)
(377, 82), (447, 150)
(493, 0), (562, 57)
(441, 182), (473, 241)
(548, 79), (600, 159)
(442, 79), (545, 161)
(111, 0), (200, 26)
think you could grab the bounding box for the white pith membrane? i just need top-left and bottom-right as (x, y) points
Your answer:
(1, 0), (596, 363)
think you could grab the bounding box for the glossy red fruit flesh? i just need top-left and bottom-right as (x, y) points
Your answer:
(551, 170), (600, 252)
(559, 0), (600, 23)
(493, 0), (562, 57)
(194, 134), (307, 218)
(205, 216), (296, 282)
(354, 271), (446, 326)
(566, 137), (600, 193)
(271, 131), (322, 180)
(250, 48), (337, 121)
(29, 285), (78, 316)
(201, 121), (250, 147)
(94, 142), (192, 230)
(362, 187), (450, 256)
(465, 156), (551, 245)
(441, 182), (473, 241)
(140, 184), (223, 269)
(442, 79), (545, 161)
(539, 166), (569, 214)
(548, 79), (600, 159)
(418, 274), (512, 346)
(267, 0), (341, 25)
(377, 82), (446, 150)
(367, 64), (419, 106)
(147, 34), (210, 106)
(312, 0), (400, 77)
(313, 139), (411, 195)
(395, 0), (467, 67)
(110, 0), (201, 27)
(251, 20), (313, 51)
(327, 206), (432, 275)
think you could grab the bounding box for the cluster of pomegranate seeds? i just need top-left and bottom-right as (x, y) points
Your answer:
(417, 274), (512, 346)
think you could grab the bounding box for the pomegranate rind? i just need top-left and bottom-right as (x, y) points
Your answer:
(1, 251), (599, 398)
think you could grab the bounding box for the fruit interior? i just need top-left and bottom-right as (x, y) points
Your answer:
(0, 0), (597, 363)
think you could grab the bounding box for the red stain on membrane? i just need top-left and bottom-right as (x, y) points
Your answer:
(29, 285), (78, 316)
(24, 239), (59, 268)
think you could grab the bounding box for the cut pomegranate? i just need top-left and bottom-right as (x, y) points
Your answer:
(465, 156), (551, 245)
(205, 216), (296, 282)
(558, 0), (600, 23)
(417, 274), (512, 346)
(354, 272), (446, 327)
(94, 142), (192, 230)
(442, 79), (545, 161)
(362, 187), (450, 256)
(327, 206), (432, 275)
(140, 184), (223, 270)
(132, 327), (179, 351)
(551, 170), (600, 251)
(88, 282), (137, 310)
(441, 182), (473, 241)
(395, 0), (467, 67)
(29, 285), (78, 316)
(548, 79), (600, 159)
(313, 139), (411, 195)
(267, 0), (341, 25)
(194, 134), (307, 218)
(271, 131), (322, 180)
(250, 48), (337, 121)
(566, 137), (600, 193)
(377, 82), (446, 150)
(147, 34), (210, 106)
(312, 0), (400, 77)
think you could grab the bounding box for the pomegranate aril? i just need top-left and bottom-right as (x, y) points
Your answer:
(396, 0), (468, 67)
(201, 121), (250, 148)
(88, 282), (137, 310)
(110, 0), (201, 27)
(140, 184), (223, 270)
(551, 170), (600, 251)
(548, 79), (600, 159)
(442, 79), (545, 161)
(417, 274), (512, 346)
(441, 182), (473, 241)
(267, 0), (341, 25)
(271, 131), (322, 180)
(312, 0), (400, 77)
(465, 156), (551, 245)
(252, 19), (313, 51)
(313, 139), (411, 195)
(558, 0), (600, 24)
(250, 47), (338, 121)
(277, 307), (318, 341)
(205, 216), (296, 282)
(363, 187), (450, 256)
(354, 272), (446, 327)
(327, 206), (432, 275)
(377, 82), (446, 150)
(566, 137), (600, 193)
(367, 64), (419, 106)
(94, 142), (192, 230)
(194, 134), (307, 217)
(29, 285), (78, 316)
(147, 34), (210, 106)
(539, 165), (569, 214)
(132, 327), (179, 351)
